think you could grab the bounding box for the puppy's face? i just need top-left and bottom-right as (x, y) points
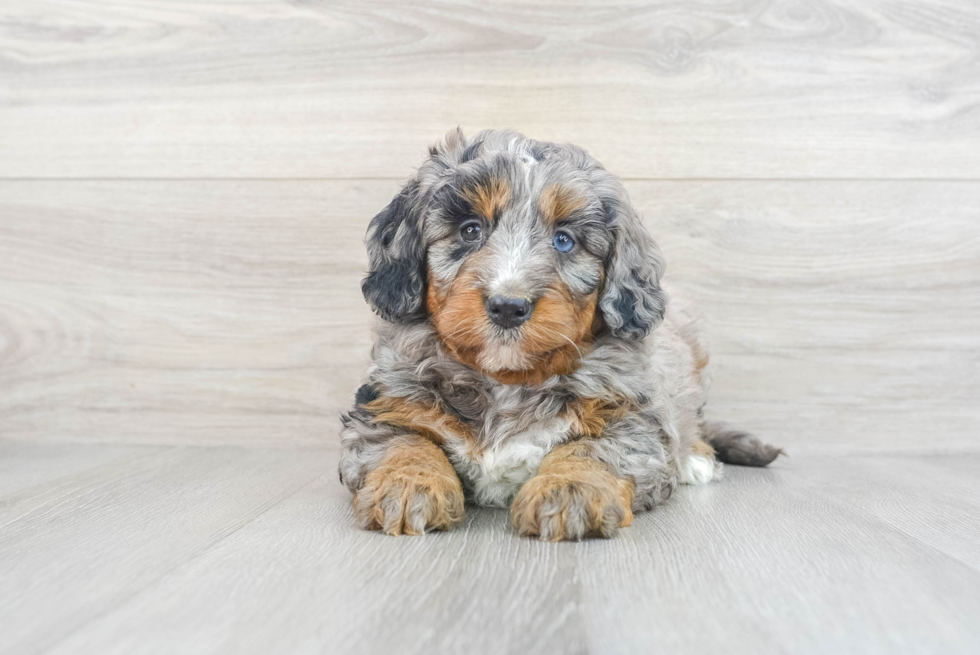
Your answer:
(424, 156), (611, 379)
(362, 130), (667, 384)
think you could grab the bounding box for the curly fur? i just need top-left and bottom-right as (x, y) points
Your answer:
(340, 128), (781, 540)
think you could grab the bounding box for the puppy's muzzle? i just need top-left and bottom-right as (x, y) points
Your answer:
(485, 296), (533, 329)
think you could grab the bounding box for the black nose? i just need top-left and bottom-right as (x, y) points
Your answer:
(485, 296), (533, 328)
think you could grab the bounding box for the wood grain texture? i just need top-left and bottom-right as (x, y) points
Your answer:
(0, 445), (973, 655)
(0, 441), (150, 497)
(2, 1), (978, 653)
(802, 454), (980, 572)
(0, 445), (332, 655)
(2, 0), (980, 179)
(1, 180), (977, 452)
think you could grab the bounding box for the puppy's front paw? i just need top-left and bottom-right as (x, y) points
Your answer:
(354, 457), (465, 536)
(510, 470), (634, 541)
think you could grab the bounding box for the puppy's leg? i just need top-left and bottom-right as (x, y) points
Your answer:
(353, 435), (465, 536)
(679, 439), (722, 485)
(510, 441), (636, 542)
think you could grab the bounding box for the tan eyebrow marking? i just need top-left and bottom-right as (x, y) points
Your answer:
(461, 175), (511, 223)
(539, 183), (587, 225)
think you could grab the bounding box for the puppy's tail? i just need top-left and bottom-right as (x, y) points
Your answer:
(703, 422), (783, 467)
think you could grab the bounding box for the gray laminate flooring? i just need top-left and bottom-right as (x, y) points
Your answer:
(2, 442), (978, 654)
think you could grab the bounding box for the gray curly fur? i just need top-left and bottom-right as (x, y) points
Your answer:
(340, 128), (781, 538)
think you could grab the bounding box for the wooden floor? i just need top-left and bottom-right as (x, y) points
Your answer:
(1, 443), (979, 655)
(2, 0), (979, 653)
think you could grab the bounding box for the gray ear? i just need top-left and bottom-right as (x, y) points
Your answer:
(598, 195), (668, 340)
(361, 181), (427, 323)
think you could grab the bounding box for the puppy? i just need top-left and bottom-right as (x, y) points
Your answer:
(340, 129), (781, 541)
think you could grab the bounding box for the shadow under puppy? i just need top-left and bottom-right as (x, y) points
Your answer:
(340, 128), (781, 541)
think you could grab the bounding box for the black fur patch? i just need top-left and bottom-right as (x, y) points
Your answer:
(704, 423), (783, 467)
(361, 182), (427, 323)
(435, 183), (480, 225)
(361, 257), (426, 322)
(612, 288), (641, 332)
(527, 142), (548, 162)
(355, 383), (379, 406)
(448, 244), (472, 262)
(606, 270), (666, 341)
(459, 140), (484, 163)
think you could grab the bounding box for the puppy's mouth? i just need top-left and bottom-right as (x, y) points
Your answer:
(429, 279), (592, 382)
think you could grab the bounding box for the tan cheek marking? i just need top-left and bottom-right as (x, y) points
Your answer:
(506, 286), (597, 384)
(573, 291), (598, 341)
(364, 395), (475, 446)
(462, 176), (511, 222)
(426, 271), (445, 317)
(539, 183), (587, 225)
(429, 256), (599, 385)
(523, 287), (595, 352)
(427, 244), (492, 365)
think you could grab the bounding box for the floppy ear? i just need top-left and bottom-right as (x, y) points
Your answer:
(598, 195), (668, 340)
(361, 180), (428, 323)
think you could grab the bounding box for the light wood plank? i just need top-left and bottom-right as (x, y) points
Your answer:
(2, 1), (979, 178)
(0, 446), (332, 655)
(575, 455), (980, 655)
(1, 180), (977, 452)
(638, 180), (980, 453)
(0, 442), (153, 497)
(802, 454), (980, 571)
(22, 449), (979, 655)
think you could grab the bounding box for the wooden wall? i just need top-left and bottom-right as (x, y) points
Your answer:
(1, 0), (978, 453)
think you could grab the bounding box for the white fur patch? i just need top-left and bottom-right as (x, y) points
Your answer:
(679, 453), (721, 485)
(448, 417), (571, 507)
(477, 341), (532, 372)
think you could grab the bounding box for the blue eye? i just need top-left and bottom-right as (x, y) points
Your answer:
(553, 231), (574, 253)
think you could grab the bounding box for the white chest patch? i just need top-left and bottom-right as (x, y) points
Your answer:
(447, 416), (572, 508)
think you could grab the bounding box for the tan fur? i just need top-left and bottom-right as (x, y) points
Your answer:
(343, 129), (781, 542)
(485, 346), (580, 386)
(364, 395), (474, 446)
(428, 264), (488, 349)
(692, 439), (715, 458)
(539, 183), (587, 224)
(496, 285), (596, 384)
(510, 441), (635, 541)
(462, 176), (510, 222)
(564, 397), (634, 438)
(693, 350), (710, 377)
(354, 436), (465, 536)
(522, 286), (596, 353)
(429, 262), (598, 385)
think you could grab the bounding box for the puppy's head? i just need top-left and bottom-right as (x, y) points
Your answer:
(362, 129), (666, 383)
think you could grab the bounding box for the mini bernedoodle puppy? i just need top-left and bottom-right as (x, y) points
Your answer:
(340, 129), (781, 541)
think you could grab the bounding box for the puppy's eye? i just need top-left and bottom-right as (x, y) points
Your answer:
(460, 220), (482, 242)
(553, 230), (574, 253)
